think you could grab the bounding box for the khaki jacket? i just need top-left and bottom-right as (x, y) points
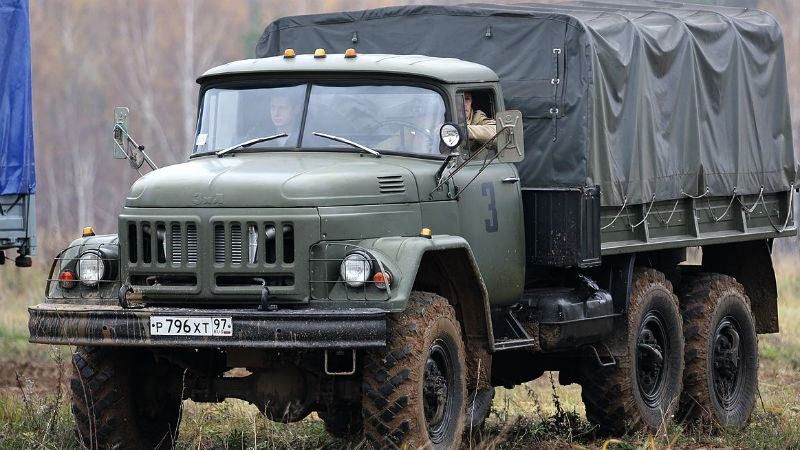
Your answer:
(468, 110), (496, 146)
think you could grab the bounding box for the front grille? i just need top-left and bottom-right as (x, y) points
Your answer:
(212, 220), (294, 266)
(128, 220), (198, 266)
(121, 209), (315, 303)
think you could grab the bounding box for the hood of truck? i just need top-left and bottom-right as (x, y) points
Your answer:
(125, 152), (422, 208)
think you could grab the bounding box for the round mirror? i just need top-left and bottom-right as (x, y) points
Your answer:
(439, 123), (462, 149)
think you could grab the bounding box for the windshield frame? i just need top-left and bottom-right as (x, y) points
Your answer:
(191, 74), (452, 159)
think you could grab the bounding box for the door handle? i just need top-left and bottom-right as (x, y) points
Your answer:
(502, 176), (520, 184)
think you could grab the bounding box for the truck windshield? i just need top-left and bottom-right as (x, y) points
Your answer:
(193, 84), (446, 156)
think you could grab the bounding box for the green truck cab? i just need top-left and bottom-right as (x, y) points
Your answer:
(29, 4), (797, 449)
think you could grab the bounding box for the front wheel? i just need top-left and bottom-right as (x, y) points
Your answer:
(71, 347), (183, 450)
(580, 268), (684, 435)
(677, 273), (758, 428)
(362, 291), (466, 449)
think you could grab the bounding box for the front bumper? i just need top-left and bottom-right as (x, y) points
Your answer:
(28, 303), (386, 349)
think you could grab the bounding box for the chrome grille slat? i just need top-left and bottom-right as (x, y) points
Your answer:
(230, 223), (243, 265)
(214, 224), (225, 263)
(186, 224), (198, 264)
(170, 223), (182, 264)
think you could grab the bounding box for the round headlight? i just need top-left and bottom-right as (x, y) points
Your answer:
(339, 251), (373, 288)
(78, 251), (106, 287)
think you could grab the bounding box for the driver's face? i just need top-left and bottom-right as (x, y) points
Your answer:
(464, 92), (473, 120)
(270, 96), (297, 129)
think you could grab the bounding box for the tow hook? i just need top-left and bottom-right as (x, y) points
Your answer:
(118, 283), (145, 309)
(256, 278), (278, 311)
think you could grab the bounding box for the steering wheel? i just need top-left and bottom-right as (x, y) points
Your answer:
(373, 120), (435, 144)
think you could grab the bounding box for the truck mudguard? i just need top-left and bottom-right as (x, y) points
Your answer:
(257, 2), (796, 207)
(358, 235), (494, 346)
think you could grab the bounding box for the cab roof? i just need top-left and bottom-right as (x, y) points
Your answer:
(198, 53), (499, 84)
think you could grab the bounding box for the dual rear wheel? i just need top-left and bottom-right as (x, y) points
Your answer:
(678, 273), (759, 428)
(580, 268), (759, 435)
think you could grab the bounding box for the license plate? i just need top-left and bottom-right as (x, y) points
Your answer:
(150, 316), (233, 336)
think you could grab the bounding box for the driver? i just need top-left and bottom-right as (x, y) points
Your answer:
(464, 92), (496, 149)
(267, 93), (302, 146)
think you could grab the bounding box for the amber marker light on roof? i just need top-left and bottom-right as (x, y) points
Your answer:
(344, 48), (357, 58)
(283, 48), (296, 58)
(82, 226), (95, 237)
(314, 48), (326, 58)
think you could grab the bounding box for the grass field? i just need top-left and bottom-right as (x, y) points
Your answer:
(1, 258), (798, 449)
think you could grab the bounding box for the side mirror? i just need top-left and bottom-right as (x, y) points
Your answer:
(495, 110), (524, 163)
(439, 123), (463, 150)
(113, 107), (129, 159)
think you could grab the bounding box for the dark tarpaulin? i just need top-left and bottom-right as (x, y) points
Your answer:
(0, 0), (35, 195)
(256, 2), (795, 207)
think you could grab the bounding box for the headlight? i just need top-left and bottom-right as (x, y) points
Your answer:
(78, 251), (106, 286)
(339, 251), (373, 288)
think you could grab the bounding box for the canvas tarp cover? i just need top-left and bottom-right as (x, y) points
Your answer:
(256, 2), (796, 206)
(0, 0), (35, 195)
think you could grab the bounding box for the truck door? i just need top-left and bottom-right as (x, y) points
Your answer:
(453, 89), (525, 305)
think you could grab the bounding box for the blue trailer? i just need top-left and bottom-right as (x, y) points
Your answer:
(0, 0), (36, 266)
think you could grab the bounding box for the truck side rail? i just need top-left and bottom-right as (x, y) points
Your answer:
(600, 189), (795, 255)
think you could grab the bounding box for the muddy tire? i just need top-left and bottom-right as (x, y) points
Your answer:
(580, 268), (684, 435)
(71, 346), (183, 450)
(677, 273), (758, 428)
(362, 291), (466, 449)
(319, 406), (363, 438)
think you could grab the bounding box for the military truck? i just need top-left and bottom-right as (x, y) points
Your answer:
(0, 0), (36, 268)
(29, 2), (796, 449)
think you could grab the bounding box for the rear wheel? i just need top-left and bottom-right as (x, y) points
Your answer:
(677, 273), (758, 428)
(580, 268), (684, 435)
(71, 347), (183, 450)
(362, 291), (466, 449)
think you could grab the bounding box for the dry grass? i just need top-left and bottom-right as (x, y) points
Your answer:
(1, 257), (799, 449)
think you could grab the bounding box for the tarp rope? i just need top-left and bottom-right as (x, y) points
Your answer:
(600, 185), (794, 233)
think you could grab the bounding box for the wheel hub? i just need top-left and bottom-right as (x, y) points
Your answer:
(713, 317), (743, 408)
(423, 340), (453, 443)
(636, 312), (668, 407)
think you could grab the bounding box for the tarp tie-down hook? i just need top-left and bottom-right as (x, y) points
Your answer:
(549, 107), (559, 142)
(705, 187), (737, 222)
(754, 184), (794, 233)
(736, 185), (765, 214)
(653, 198), (681, 226)
(630, 193), (657, 229)
(601, 196), (628, 230)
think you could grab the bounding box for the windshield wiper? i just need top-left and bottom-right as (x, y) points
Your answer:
(312, 132), (381, 158)
(216, 133), (288, 157)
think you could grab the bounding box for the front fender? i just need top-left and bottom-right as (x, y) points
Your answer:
(359, 234), (496, 379)
(45, 234), (121, 304)
(356, 234), (488, 311)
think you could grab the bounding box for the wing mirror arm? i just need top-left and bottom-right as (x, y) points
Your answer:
(112, 106), (159, 174)
(434, 151), (460, 187)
